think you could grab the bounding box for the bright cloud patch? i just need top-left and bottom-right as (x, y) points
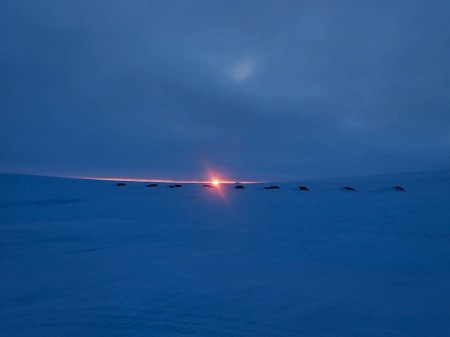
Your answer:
(226, 58), (255, 83)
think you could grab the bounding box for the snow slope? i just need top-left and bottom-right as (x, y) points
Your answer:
(1, 171), (450, 337)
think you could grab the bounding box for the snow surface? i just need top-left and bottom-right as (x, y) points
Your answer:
(1, 171), (450, 337)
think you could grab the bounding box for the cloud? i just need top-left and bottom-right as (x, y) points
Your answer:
(1, 0), (450, 180)
(225, 58), (255, 83)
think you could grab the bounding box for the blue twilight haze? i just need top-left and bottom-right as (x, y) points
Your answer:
(1, 0), (450, 180)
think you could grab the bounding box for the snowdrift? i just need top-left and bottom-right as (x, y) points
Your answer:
(1, 170), (450, 336)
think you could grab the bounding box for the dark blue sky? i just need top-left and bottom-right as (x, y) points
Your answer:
(2, 0), (450, 181)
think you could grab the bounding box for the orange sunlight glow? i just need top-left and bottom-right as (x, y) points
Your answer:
(69, 176), (259, 184)
(68, 165), (260, 185)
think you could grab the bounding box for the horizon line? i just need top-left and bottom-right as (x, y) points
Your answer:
(70, 176), (262, 184)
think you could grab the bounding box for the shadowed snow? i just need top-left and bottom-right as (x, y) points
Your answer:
(1, 171), (450, 336)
